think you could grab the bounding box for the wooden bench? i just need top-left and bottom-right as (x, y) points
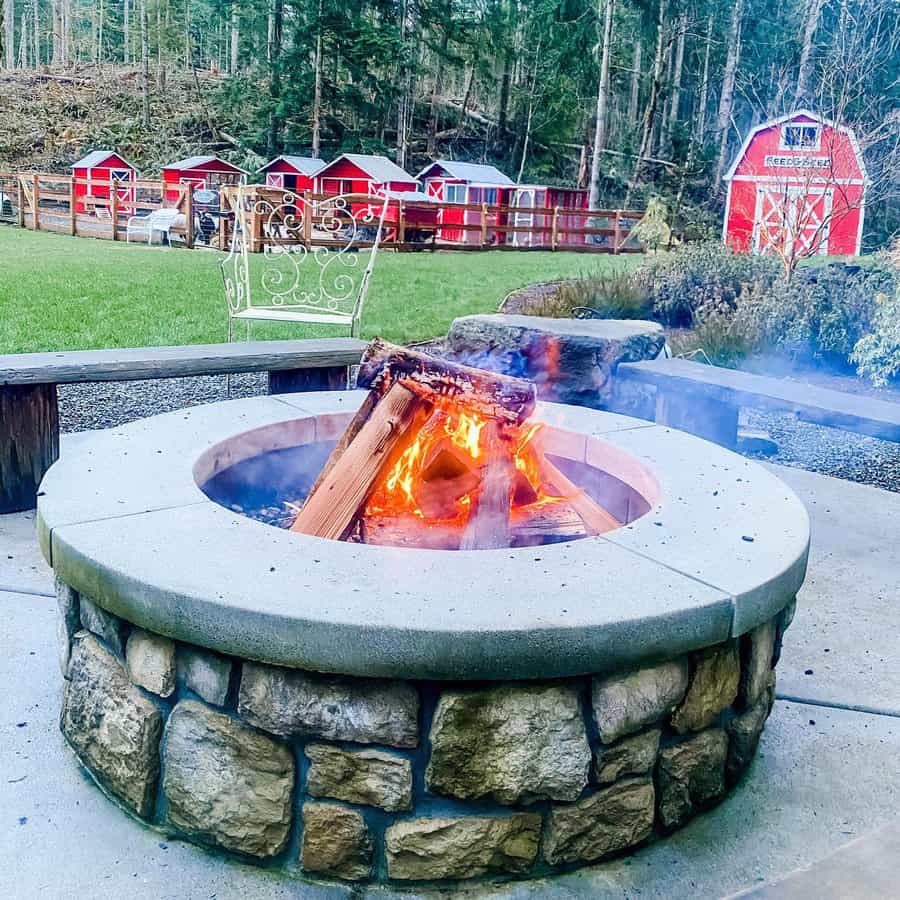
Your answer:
(617, 357), (900, 448)
(0, 338), (366, 513)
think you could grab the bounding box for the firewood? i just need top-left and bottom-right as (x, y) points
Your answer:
(305, 388), (379, 500)
(460, 421), (514, 550)
(291, 383), (426, 540)
(360, 514), (462, 550)
(509, 504), (587, 547)
(357, 339), (536, 425)
(536, 455), (621, 534)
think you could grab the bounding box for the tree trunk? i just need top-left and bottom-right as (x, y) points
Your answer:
(697, 15), (711, 142)
(588, 0), (615, 209)
(33, 0), (39, 67)
(2, 0), (13, 69)
(140, 0), (150, 126)
(184, 0), (190, 69)
(312, 0), (323, 157)
(628, 37), (641, 126)
(795, 0), (824, 104)
(666, 15), (685, 136)
(712, 0), (744, 194)
(266, 0), (283, 157)
(229, 0), (238, 74)
(625, 0), (668, 207)
(17, 10), (27, 67)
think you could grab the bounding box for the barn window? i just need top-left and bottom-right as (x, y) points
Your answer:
(445, 184), (466, 203)
(780, 124), (820, 150)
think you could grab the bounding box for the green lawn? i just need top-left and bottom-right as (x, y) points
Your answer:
(0, 227), (641, 353)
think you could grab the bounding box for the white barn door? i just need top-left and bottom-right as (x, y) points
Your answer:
(753, 185), (832, 258)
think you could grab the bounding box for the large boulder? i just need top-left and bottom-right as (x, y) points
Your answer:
(446, 314), (665, 407)
(385, 814), (541, 880)
(426, 683), (590, 805)
(163, 700), (294, 858)
(60, 632), (163, 817)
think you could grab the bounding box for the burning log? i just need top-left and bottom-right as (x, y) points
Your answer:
(358, 339), (536, 425)
(291, 338), (621, 550)
(290, 383), (424, 540)
(460, 421), (514, 551)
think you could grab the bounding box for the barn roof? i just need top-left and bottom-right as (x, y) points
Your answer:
(164, 155), (248, 174)
(259, 155), (327, 176)
(723, 109), (867, 182)
(72, 150), (135, 170)
(320, 153), (414, 183)
(416, 159), (515, 186)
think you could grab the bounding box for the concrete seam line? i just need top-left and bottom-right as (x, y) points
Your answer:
(0, 584), (54, 599)
(776, 693), (900, 720)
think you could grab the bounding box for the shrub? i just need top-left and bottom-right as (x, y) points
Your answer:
(635, 241), (780, 327)
(731, 260), (894, 365)
(851, 289), (900, 386)
(553, 271), (653, 319)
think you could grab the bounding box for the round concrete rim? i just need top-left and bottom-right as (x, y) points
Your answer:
(37, 391), (810, 680)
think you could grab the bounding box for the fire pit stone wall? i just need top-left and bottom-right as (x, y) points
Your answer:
(41, 392), (808, 888)
(56, 574), (792, 885)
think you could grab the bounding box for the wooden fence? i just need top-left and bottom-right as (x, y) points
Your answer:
(0, 172), (645, 254)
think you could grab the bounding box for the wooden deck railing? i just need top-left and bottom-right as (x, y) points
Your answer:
(0, 173), (645, 254)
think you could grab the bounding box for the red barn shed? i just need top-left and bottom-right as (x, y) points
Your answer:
(723, 110), (866, 258)
(507, 185), (589, 247)
(72, 150), (137, 214)
(316, 153), (437, 231)
(258, 155), (326, 193)
(416, 160), (515, 243)
(161, 155), (247, 203)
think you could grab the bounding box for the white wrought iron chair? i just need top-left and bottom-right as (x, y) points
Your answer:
(221, 186), (392, 341)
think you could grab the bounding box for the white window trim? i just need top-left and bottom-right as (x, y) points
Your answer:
(779, 123), (821, 152)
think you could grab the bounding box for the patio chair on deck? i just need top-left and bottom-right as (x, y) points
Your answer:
(221, 187), (391, 341)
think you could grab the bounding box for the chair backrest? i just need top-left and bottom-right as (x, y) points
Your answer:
(150, 208), (181, 225)
(221, 187), (391, 336)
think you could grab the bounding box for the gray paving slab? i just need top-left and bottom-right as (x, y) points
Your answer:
(763, 463), (900, 714)
(726, 822), (900, 899)
(2, 587), (899, 900)
(0, 509), (52, 595)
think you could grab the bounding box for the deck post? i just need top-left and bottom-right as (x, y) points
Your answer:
(110, 188), (119, 240)
(184, 185), (194, 249)
(397, 199), (406, 248)
(69, 178), (77, 235)
(32, 174), (39, 230)
(0, 384), (59, 513)
(303, 190), (312, 248)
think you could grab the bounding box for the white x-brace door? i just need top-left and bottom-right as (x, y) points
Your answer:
(753, 184), (832, 258)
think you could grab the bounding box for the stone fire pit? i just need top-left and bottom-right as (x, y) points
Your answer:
(37, 390), (808, 887)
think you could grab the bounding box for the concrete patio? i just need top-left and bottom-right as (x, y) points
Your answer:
(2, 436), (898, 899)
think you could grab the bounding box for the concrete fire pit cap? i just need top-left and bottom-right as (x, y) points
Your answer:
(37, 391), (809, 681)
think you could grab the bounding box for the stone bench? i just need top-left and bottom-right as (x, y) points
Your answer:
(0, 338), (366, 513)
(617, 357), (900, 449)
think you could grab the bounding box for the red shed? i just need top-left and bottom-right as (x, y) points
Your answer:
(71, 150), (137, 215)
(723, 110), (866, 258)
(258, 155), (326, 193)
(507, 185), (589, 247)
(316, 153), (437, 231)
(161, 155), (247, 204)
(416, 160), (515, 243)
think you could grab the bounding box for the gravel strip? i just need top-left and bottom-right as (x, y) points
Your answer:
(58, 373), (268, 432)
(743, 409), (900, 493)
